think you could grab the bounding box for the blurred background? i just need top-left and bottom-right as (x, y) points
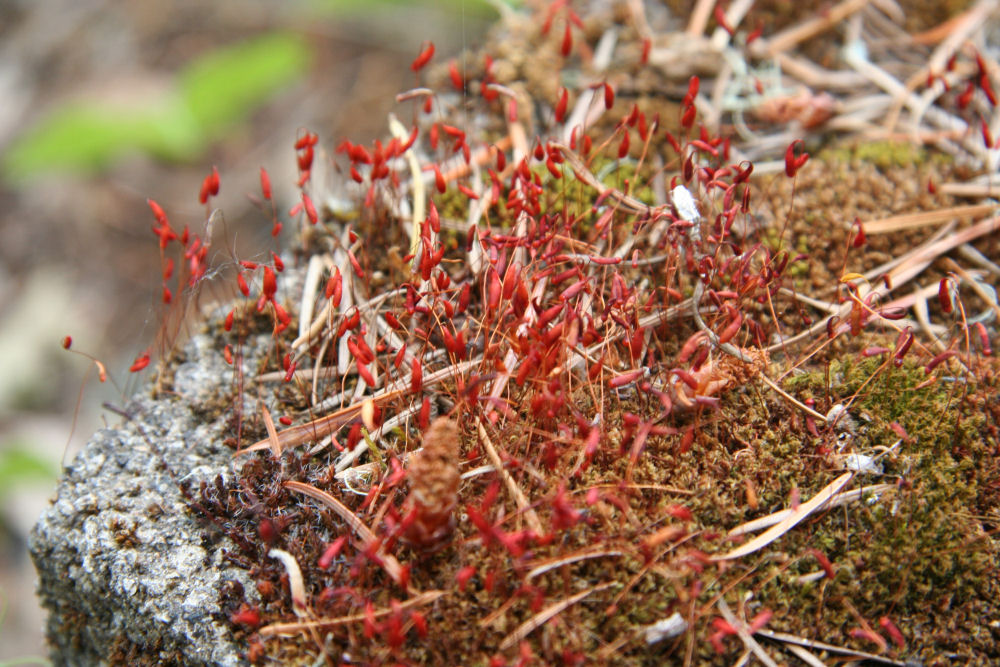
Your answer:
(0, 0), (496, 660)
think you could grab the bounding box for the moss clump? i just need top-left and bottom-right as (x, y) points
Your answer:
(819, 140), (929, 172)
(753, 358), (1000, 661)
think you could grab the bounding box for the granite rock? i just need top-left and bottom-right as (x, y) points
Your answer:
(29, 334), (260, 666)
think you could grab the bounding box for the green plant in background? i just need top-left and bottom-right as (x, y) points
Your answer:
(0, 444), (57, 495)
(2, 32), (311, 181)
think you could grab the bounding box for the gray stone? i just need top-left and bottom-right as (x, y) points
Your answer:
(29, 333), (264, 666)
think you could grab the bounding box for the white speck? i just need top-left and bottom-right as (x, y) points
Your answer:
(672, 185), (700, 222)
(644, 612), (688, 644)
(844, 453), (881, 475)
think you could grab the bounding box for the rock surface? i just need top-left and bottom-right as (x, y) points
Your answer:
(29, 334), (257, 666)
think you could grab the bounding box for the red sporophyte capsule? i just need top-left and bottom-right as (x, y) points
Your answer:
(925, 349), (958, 374)
(957, 82), (976, 110)
(878, 616), (906, 648)
(640, 37), (651, 65)
(198, 178), (211, 205)
(894, 326), (914, 366)
(294, 131), (318, 150)
(938, 277), (953, 313)
(347, 249), (364, 279)
(209, 166), (219, 193)
(685, 76), (700, 105)
(560, 21), (572, 56)
(544, 156), (560, 179)
(230, 607), (261, 628)
(384, 311), (402, 330)
(807, 548), (836, 578)
(554, 87), (568, 122)
(223, 345), (233, 365)
(609, 368), (644, 388)
(680, 104), (696, 129)
(61, 335), (72, 350)
(410, 358), (422, 393)
(457, 183), (479, 199)
(357, 361), (375, 385)
(973, 321), (992, 354)
(302, 194), (318, 225)
(147, 198), (168, 226)
(261, 266), (277, 302)
(456, 565), (477, 591)
(271, 252), (284, 272)
(714, 4), (734, 35)
(411, 41), (435, 71)
(433, 165), (446, 193)
(237, 273), (250, 297)
(603, 82), (614, 109)
(448, 59), (463, 90)
(665, 504), (692, 521)
(784, 139), (809, 177)
(129, 352), (151, 372)
(852, 218), (867, 248)
(617, 130), (630, 158)
(418, 396), (431, 430)
(259, 167), (272, 200)
(224, 309), (235, 331)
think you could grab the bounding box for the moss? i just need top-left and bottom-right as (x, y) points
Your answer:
(819, 140), (928, 172)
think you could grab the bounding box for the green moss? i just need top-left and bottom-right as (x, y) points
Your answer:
(818, 140), (928, 172)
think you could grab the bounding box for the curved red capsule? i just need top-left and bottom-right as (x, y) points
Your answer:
(410, 42), (435, 72)
(129, 353), (151, 373)
(303, 194), (318, 224)
(555, 87), (568, 122)
(609, 368), (644, 387)
(560, 21), (572, 56)
(448, 60), (463, 90)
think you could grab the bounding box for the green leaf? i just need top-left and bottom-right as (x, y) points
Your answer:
(2, 32), (311, 181)
(178, 32), (311, 133)
(0, 445), (58, 491)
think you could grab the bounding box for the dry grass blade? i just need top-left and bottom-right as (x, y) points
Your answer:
(297, 254), (328, 343)
(236, 389), (406, 455)
(499, 582), (614, 651)
(783, 643), (829, 667)
(525, 549), (624, 581)
(283, 480), (405, 585)
(259, 590), (445, 637)
(713, 472), (854, 560)
(260, 403), (282, 459)
(755, 628), (909, 666)
(755, 0), (869, 57)
(267, 548), (308, 617)
(772, 214), (999, 352)
(860, 203), (997, 234)
(725, 483), (894, 538)
(476, 418), (544, 535)
(388, 113), (425, 261)
(717, 599), (779, 667)
(941, 257), (1000, 322)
